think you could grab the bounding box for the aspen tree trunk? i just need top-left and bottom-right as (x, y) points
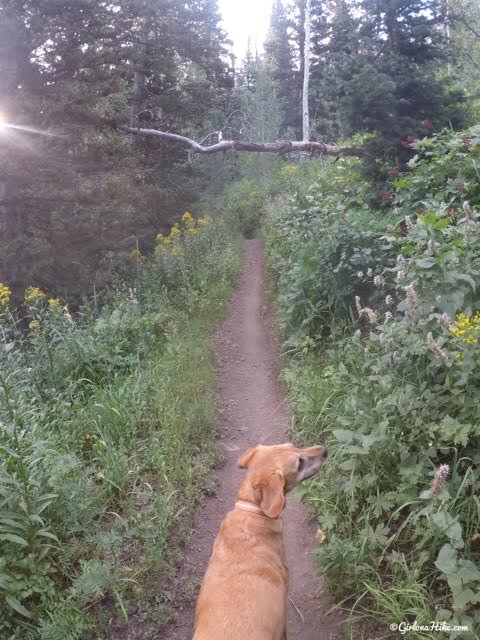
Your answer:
(302, 0), (311, 141)
(443, 0), (450, 40)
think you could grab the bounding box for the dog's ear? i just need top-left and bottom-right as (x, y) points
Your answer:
(257, 470), (285, 518)
(237, 446), (257, 469)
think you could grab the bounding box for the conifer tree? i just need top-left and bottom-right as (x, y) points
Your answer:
(0, 0), (231, 297)
(311, 0), (465, 168)
(264, 0), (298, 135)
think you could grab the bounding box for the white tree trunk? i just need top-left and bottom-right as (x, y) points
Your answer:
(302, 0), (311, 142)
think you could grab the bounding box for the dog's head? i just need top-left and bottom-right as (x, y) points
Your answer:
(237, 442), (328, 518)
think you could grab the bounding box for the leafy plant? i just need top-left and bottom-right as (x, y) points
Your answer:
(267, 128), (480, 638)
(0, 214), (241, 638)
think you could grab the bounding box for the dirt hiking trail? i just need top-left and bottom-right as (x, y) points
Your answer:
(160, 239), (343, 640)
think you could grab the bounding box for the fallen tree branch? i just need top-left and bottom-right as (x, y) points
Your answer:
(122, 126), (364, 157)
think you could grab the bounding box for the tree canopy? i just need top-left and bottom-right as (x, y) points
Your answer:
(0, 0), (478, 296)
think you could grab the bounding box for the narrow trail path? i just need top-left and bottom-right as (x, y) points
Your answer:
(160, 239), (343, 640)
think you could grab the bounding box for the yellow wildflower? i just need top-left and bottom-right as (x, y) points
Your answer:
(24, 286), (45, 304)
(170, 225), (181, 237)
(449, 312), (480, 345)
(186, 227), (198, 236)
(48, 297), (60, 307)
(198, 215), (213, 226)
(0, 283), (11, 309)
(171, 246), (182, 256)
(282, 164), (299, 174)
(182, 211), (194, 222)
(156, 232), (165, 243)
(162, 235), (172, 245)
(129, 248), (145, 262)
(29, 319), (40, 331)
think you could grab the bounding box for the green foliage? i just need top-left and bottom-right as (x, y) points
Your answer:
(265, 155), (397, 347)
(451, 0), (480, 121)
(222, 178), (267, 238)
(0, 0), (232, 299)
(267, 127), (480, 637)
(0, 217), (241, 638)
(264, 0), (300, 136)
(393, 126), (480, 215)
(280, 0), (468, 178)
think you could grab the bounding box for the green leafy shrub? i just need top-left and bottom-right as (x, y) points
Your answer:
(0, 214), (241, 638)
(265, 156), (397, 347)
(267, 128), (480, 638)
(221, 177), (267, 238)
(392, 126), (480, 216)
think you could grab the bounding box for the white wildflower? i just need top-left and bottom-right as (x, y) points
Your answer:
(439, 312), (452, 329)
(463, 200), (474, 221)
(359, 307), (378, 323)
(355, 296), (362, 317)
(429, 464), (450, 496)
(405, 283), (418, 316)
(427, 332), (447, 362)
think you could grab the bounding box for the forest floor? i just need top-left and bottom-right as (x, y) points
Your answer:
(157, 238), (344, 640)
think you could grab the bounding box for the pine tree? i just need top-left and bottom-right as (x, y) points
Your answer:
(0, 0), (232, 297)
(311, 0), (466, 168)
(264, 0), (298, 135)
(450, 0), (480, 120)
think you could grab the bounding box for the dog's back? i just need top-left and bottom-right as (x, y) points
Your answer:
(193, 509), (288, 640)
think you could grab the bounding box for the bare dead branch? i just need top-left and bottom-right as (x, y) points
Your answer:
(122, 126), (364, 157)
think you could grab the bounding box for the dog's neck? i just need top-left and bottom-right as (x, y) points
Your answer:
(234, 499), (266, 516)
(235, 478), (285, 520)
(232, 499), (285, 535)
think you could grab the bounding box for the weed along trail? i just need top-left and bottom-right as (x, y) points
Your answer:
(160, 238), (343, 640)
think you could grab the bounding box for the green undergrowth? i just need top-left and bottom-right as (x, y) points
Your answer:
(265, 127), (480, 639)
(0, 215), (242, 639)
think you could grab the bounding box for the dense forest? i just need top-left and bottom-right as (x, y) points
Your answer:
(1, 0), (477, 299)
(1, 0), (480, 638)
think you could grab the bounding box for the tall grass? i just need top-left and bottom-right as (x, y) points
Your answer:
(0, 214), (241, 639)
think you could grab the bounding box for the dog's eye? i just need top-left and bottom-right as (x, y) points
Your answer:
(298, 457), (305, 471)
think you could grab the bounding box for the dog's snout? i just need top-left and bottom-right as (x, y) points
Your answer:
(323, 446), (328, 459)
